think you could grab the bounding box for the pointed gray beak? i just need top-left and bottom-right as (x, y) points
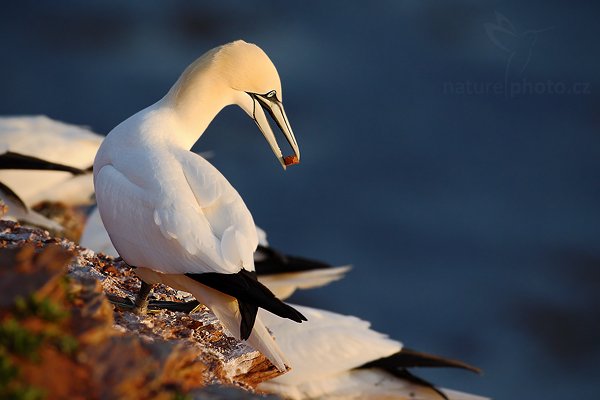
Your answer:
(249, 92), (300, 169)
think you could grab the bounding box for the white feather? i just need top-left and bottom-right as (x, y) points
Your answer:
(80, 207), (118, 256)
(81, 205), (270, 263)
(260, 266), (351, 299)
(0, 186), (63, 231)
(94, 122), (258, 275)
(255, 225), (269, 246)
(260, 369), (489, 400)
(81, 204), (349, 298)
(0, 115), (101, 206)
(259, 305), (401, 385)
(258, 305), (489, 400)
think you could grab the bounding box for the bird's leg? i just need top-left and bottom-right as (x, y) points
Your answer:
(134, 280), (154, 314)
(148, 299), (201, 314)
(106, 294), (135, 309)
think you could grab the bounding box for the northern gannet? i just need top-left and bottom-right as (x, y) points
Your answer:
(93, 40), (304, 371)
(0, 116), (101, 207)
(0, 116), (101, 231)
(257, 304), (487, 400)
(253, 240), (351, 299)
(0, 114), (343, 301)
(0, 147), (88, 230)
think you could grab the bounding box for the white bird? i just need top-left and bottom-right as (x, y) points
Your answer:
(81, 206), (350, 299)
(0, 116), (101, 207)
(253, 242), (351, 299)
(93, 40), (305, 371)
(0, 115), (213, 233)
(0, 146), (89, 230)
(0, 114), (337, 300)
(257, 304), (487, 400)
(80, 206), (119, 255)
(0, 178), (63, 230)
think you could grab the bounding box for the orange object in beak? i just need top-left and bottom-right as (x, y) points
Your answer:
(284, 155), (299, 166)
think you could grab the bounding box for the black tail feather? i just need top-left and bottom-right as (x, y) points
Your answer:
(363, 348), (481, 374)
(186, 269), (306, 332)
(254, 245), (332, 275)
(0, 151), (86, 175)
(238, 301), (259, 340)
(358, 348), (481, 399)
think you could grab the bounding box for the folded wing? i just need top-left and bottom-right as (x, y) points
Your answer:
(94, 156), (254, 275)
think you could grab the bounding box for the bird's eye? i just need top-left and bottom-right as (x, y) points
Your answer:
(266, 90), (276, 98)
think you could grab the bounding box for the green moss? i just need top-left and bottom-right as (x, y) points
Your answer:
(59, 276), (77, 303)
(172, 393), (191, 400)
(0, 282), (74, 399)
(0, 350), (45, 400)
(55, 335), (78, 356)
(14, 296), (67, 322)
(4, 386), (46, 400)
(0, 350), (19, 386)
(0, 319), (43, 360)
(0, 319), (79, 360)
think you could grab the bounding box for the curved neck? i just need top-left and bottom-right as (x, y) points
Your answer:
(163, 63), (233, 150)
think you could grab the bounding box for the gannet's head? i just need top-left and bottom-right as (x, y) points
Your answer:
(180, 40), (299, 169)
(220, 41), (300, 169)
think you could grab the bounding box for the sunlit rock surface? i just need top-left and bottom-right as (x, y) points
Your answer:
(0, 219), (280, 399)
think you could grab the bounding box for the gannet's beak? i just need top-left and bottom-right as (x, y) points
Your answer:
(248, 92), (300, 170)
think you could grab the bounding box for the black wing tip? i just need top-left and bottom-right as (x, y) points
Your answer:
(0, 151), (86, 175)
(360, 348), (482, 376)
(398, 347), (482, 374)
(0, 181), (28, 211)
(255, 245), (333, 275)
(358, 350), (482, 400)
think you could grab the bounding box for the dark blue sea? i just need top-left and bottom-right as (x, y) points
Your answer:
(2, 1), (599, 398)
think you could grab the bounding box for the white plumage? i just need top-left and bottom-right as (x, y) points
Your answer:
(93, 40), (303, 371)
(0, 115), (100, 229)
(258, 305), (488, 400)
(262, 369), (487, 400)
(258, 266), (351, 300)
(81, 205), (350, 299)
(80, 207), (119, 256)
(0, 115), (100, 206)
(0, 184), (63, 231)
(260, 305), (400, 385)
(0, 113), (342, 301)
(95, 133), (258, 275)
